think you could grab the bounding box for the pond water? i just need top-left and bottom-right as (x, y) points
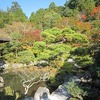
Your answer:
(0, 71), (47, 96)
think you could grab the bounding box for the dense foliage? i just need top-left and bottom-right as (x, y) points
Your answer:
(0, 0), (100, 100)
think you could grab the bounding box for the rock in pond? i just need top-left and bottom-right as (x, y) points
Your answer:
(34, 87), (50, 100)
(34, 82), (70, 100)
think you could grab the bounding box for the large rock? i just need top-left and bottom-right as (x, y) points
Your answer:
(34, 60), (48, 67)
(0, 77), (4, 87)
(34, 87), (50, 100)
(50, 82), (70, 100)
(34, 82), (70, 100)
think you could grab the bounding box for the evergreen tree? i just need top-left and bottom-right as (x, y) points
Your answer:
(29, 12), (35, 22)
(67, 0), (95, 14)
(49, 2), (56, 10)
(8, 2), (27, 22)
(0, 10), (11, 28)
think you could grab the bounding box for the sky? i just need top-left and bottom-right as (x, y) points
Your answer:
(0, 0), (67, 17)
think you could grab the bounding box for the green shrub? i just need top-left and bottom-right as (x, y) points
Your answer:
(65, 80), (87, 100)
(74, 55), (93, 68)
(17, 50), (34, 64)
(62, 62), (75, 74)
(4, 86), (14, 96)
(72, 47), (89, 56)
(33, 41), (46, 51)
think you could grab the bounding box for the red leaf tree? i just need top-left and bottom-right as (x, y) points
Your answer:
(21, 30), (43, 45)
(90, 6), (100, 20)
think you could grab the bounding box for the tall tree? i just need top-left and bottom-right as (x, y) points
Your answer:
(0, 10), (11, 28)
(63, 0), (95, 19)
(8, 2), (27, 22)
(62, 0), (79, 17)
(29, 12), (35, 22)
(68, 0), (95, 14)
(43, 11), (61, 29)
(49, 2), (57, 11)
(30, 8), (46, 30)
(49, 2), (64, 16)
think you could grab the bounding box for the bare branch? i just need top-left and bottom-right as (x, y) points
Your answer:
(17, 69), (50, 94)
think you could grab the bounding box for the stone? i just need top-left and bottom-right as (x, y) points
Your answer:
(12, 63), (23, 68)
(34, 60), (48, 67)
(34, 83), (70, 100)
(68, 75), (81, 83)
(34, 87), (50, 100)
(28, 61), (34, 66)
(0, 60), (6, 69)
(67, 58), (74, 63)
(50, 82), (70, 100)
(0, 77), (4, 87)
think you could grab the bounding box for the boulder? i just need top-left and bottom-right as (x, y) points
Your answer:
(50, 82), (70, 100)
(0, 77), (4, 87)
(67, 58), (74, 63)
(0, 60), (6, 68)
(34, 60), (48, 67)
(34, 82), (70, 100)
(34, 87), (50, 100)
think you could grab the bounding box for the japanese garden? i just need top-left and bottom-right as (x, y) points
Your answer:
(0, 0), (100, 100)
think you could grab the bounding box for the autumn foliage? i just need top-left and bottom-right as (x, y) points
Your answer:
(90, 6), (100, 20)
(75, 21), (92, 33)
(55, 17), (69, 29)
(80, 14), (87, 21)
(21, 30), (43, 44)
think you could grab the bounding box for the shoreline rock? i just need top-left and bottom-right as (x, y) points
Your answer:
(34, 87), (50, 100)
(50, 82), (70, 100)
(34, 82), (70, 100)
